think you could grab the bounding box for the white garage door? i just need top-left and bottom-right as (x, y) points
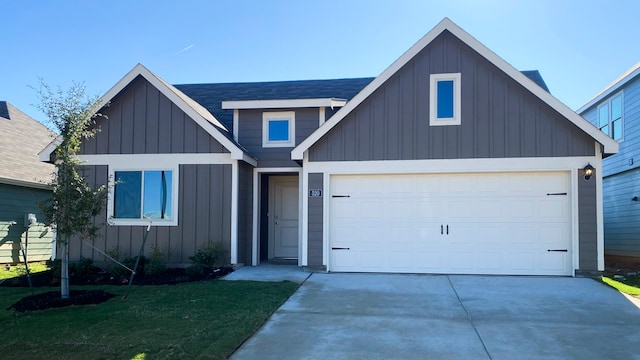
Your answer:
(330, 172), (572, 275)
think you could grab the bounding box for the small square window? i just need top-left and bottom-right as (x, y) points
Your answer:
(268, 120), (290, 141)
(263, 111), (295, 147)
(430, 73), (461, 126)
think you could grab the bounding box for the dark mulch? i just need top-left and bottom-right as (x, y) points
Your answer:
(8, 290), (118, 313)
(3, 266), (234, 313)
(0, 267), (234, 287)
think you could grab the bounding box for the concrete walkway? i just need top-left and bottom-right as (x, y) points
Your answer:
(222, 263), (310, 283)
(231, 274), (640, 360)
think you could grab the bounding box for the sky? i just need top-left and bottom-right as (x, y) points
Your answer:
(2, 0), (640, 124)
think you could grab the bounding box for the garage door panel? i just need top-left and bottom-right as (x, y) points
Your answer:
(330, 172), (572, 276)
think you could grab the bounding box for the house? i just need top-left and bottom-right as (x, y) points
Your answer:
(40, 18), (617, 276)
(0, 101), (55, 263)
(578, 63), (640, 262)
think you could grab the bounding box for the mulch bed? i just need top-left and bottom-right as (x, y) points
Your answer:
(8, 290), (118, 313)
(3, 267), (234, 313)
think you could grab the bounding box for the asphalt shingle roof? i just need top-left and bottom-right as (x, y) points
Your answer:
(175, 78), (375, 131)
(0, 102), (54, 186)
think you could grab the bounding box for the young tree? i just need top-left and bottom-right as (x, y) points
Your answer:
(36, 80), (108, 299)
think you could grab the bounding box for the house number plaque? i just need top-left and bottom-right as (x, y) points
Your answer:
(309, 190), (322, 197)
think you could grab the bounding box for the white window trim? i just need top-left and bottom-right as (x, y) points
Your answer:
(107, 164), (180, 227)
(263, 111), (296, 148)
(596, 91), (624, 142)
(429, 73), (461, 126)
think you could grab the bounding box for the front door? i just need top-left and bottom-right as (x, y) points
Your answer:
(269, 176), (299, 259)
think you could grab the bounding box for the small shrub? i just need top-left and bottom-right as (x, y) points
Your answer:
(189, 241), (226, 268)
(70, 257), (101, 279)
(186, 263), (206, 277)
(146, 246), (166, 277)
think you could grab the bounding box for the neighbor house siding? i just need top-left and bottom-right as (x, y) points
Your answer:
(578, 169), (598, 271)
(0, 183), (53, 263)
(580, 76), (640, 258)
(80, 76), (229, 155)
(237, 108), (318, 167)
(237, 161), (254, 265)
(601, 170), (640, 257)
(582, 75), (640, 177)
(309, 31), (595, 161)
(307, 173), (323, 266)
(72, 164), (232, 266)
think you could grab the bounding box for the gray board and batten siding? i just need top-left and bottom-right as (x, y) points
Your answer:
(308, 31), (595, 162)
(307, 173), (323, 267)
(80, 76), (229, 156)
(237, 108), (320, 168)
(74, 164), (232, 266)
(237, 161), (254, 265)
(578, 168), (598, 271)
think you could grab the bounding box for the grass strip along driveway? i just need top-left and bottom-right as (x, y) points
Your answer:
(0, 280), (298, 359)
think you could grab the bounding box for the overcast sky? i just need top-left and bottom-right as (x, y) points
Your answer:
(2, 0), (639, 123)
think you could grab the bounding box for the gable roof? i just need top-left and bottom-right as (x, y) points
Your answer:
(292, 18), (618, 160)
(39, 64), (257, 166)
(577, 62), (640, 113)
(0, 101), (54, 189)
(175, 78), (374, 131)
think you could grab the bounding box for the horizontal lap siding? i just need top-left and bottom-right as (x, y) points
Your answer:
(238, 108), (317, 168)
(71, 164), (232, 266)
(0, 184), (53, 263)
(309, 31), (595, 161)
(307, 173), (323, 266)
(602, 170), (640, 257)
(80, 76), (229, 155)
(581, 76), (640, 256)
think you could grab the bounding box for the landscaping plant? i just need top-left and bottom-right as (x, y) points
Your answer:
(35, 80), (109, 299)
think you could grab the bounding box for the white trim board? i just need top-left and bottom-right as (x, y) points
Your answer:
(304, 156), (600, 174)
(222, 98), (347, 110)
(0, 177), (52, 190)
(77, 153), (235, 166)
(291, 17), (618, 159)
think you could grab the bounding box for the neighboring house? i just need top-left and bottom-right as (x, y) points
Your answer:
(40, 18), (617, 276)
(0, 101), (55, 263)
(578, 63), (640, 261)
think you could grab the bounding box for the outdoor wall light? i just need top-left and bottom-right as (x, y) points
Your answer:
(583, 164), (594, 181)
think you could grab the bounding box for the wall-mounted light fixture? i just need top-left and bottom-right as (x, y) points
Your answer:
(583, 164), (594, 181)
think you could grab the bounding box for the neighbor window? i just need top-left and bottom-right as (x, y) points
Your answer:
(263, 111), (295, 147)
(597, 92), (623, 141)
(430, 73), (461, 126)
(113, 170), (173, 221)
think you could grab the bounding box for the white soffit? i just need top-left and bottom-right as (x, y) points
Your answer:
(222, 98), (347, 110)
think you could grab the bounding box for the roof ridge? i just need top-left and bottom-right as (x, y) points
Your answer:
(174, 77), (376, 87)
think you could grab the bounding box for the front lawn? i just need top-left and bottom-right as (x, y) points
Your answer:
(0, 280), (298, 359)
(602, 274), (640, 297)
(0, 262), (49, 280)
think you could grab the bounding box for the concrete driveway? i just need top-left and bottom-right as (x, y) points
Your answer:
(231, 273), (640, 360)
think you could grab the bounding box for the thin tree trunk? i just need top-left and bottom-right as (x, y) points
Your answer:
(61, 241), (69, 299)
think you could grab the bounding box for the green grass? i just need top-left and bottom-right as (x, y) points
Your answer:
(0, 263), (49, 280)
(602, 275), (640, 296)
(0, 280), (299, 359)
